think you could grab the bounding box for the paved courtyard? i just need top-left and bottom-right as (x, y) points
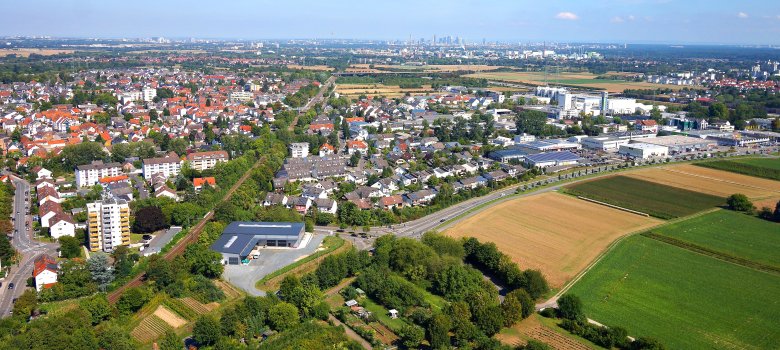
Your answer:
(222, 233), (326, 296)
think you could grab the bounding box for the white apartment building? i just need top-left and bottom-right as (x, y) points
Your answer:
(87, 197), (131, 252)
(142, 87), (157, 102)
(186, 150), (229, 171)
(229, 91), (254, 102)
(75, 160), (123, 188)
(143, 152), (182, 180)
(289, 142), (310, 158)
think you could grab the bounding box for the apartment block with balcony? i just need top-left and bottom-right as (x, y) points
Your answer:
(186, 150), (229, 171)
(87, 197), (131, 252)
(142, 151), (182, 180)
(76, 160), (123, 188)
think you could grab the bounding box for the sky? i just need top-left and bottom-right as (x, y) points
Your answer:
(1, 0), (780, 45)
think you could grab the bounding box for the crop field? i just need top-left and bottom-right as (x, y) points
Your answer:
(626, 164), (780, 199)
(565, 176), (724, 219)
(178, 297), (218, 314)
(568, 234), (780, 349)
(152, 305), (187, 328)
(650, 210), (780, 270)
(348, 63), (501, 73)
(130, 314), (173, 343)
(0, 48), (74, 57)
(695, 158), (780, 181)
(463, 71), (687, 92)
(497, 315), (596, 350)
(335, 83), (435, 98)
(444, 192), (661, 288)
(286, 64), (333, 71)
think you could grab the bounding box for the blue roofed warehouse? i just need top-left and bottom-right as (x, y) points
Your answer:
(210, 222), (306, 265)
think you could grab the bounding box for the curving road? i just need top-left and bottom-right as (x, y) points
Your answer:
(0, 175), (58, 317)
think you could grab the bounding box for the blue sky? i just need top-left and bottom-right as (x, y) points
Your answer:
(1, 0), (779, 45)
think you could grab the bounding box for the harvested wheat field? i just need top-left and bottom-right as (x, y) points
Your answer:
(153, 305), (187, 328)
(626, 164), (780, 200)
(0, 48), (74, 57)
(445, 192), (661, 288)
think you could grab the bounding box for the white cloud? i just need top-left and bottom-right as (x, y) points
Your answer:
(555, 12), (579, 20)
(628, 15), (636, 21)
(737, 12), (749, 19)
(611, 16), (625, 23)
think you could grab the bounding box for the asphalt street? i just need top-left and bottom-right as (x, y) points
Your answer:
(0, 175), (58, 317)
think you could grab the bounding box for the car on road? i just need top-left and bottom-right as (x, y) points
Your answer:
(12, 298), (17, 304)
(8, 283), (13, 289)
(439, 219), (446, 222)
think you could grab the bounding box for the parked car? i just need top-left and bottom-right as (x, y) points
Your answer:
(8, 283), (14, 290)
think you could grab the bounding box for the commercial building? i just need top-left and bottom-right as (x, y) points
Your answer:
(581, 136), (630, 151)
(289, 142), (310, 158)
(87, 196), (131, 252)
(210, 222), (306, 265)
(143, 151), (182, 180)
(229, 91), (254, 102)
(618, 143), (669, 159)
(525, 151), (581, 168)
(641, 135), (717, 153)
(142, 87), (157, 102)
(76, 160), (123, 188)
(186, 150), (229, 171)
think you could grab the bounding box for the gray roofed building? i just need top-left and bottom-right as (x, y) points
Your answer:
(210, 222), (306, 265)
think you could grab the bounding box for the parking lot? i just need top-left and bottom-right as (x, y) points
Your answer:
(222, 233), (325, 296)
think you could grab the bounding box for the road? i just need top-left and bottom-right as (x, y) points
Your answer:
(0, 175), (58, 317)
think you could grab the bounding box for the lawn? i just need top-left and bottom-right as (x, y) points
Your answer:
(568, 235), (780, 349)
(651, 209), (780, 269)
(564, 175), (724, 219)
(696, 158), (780, 181)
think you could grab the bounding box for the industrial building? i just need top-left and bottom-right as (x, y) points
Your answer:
(640, 135), (717, 153)
(524, 151), (581, 168)
(210, 222), (306, 265)
(618, 143), (669, 159)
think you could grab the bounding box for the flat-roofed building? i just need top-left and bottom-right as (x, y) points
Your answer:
(618, 143), (669, 159)
(186, 150), (229, 171)
(87, 196), (131, 252)
(143, 151), (182, 180)
(76, 160), (122, 188)
(210, 222), (306, 265)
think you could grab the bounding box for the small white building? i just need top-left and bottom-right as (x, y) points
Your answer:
(618, 143), (669, 159)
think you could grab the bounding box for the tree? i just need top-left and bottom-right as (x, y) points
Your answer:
(523, 269), (550, 299)
(557, 294), (585, 321)
(87, 253), (114, 290)
(501, 289), (525, 326)
(279, 275), (321, 317)
(515, 110), (548, 136)
(97, 323), (134, 350)
(116, 287), (150, 315)
(12, 289), (37, 317)
(132, 206), (168, 233)
(726, 193), (754, 213)
(158, 330), (182, 350)
(59, 236), (81, 258)
(774, 200), (780, 222)
(399, 324), (425, 349)
(185, 244), (224, 278)
(427, 312), (452, 349)
(193, 315), (221, 346)
(0, 235), (14, 266)
(268, 302), (300, 331)
(80, 294), (112, 325)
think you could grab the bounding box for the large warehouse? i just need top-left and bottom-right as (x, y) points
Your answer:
(210, 222), (306, 265)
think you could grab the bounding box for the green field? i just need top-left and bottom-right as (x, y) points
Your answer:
(564, 176), (724, 219)
(651, 210), (780, 269)
(568, 235), (780, 349)
(696, 158), (780, 181)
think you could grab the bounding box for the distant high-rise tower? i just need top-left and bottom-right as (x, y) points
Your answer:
(600, 91), (609, 116)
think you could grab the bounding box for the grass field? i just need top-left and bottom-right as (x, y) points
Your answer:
(565, 176), (724, 219)
(347, 63), (501, 73)
(696, 158), (780, 181)
(650, 210), (780, 270)
(568, 234), (780, 349)
(463, 71), (687, 92)
(628, 164), (780, 199)
(444, 192), (661, 288)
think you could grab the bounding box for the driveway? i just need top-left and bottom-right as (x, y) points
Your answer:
(222, 233), (326, 296)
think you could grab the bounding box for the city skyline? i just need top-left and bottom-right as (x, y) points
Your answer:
(1, 0), (780, 45)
